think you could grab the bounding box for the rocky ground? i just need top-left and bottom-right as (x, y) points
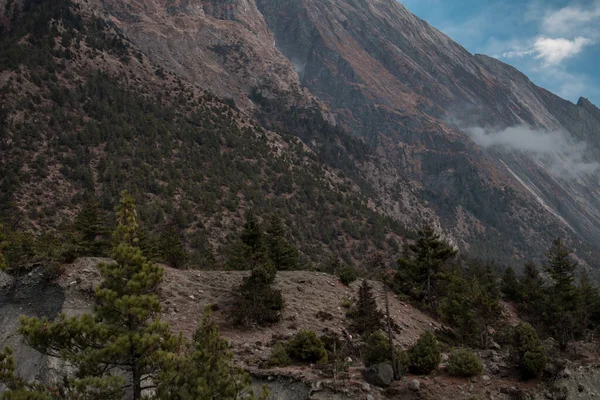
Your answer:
(2, 258), (600, 399)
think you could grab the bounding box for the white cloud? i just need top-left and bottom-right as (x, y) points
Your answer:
(532, 36), (593, 65)
(501, 36), (592, 66)
(464, 125), (599, 179)
(541, 3), (600, 36)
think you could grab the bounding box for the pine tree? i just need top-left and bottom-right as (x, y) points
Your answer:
(543, 238), (580, 350)
(157, 221), (188, 269)
(409, 331), (441, 375)
(265, 215), (298, 271)
(74, 198), (109, 257)
(18, 192), (181, 400)
(501, 266), (522, 301)
(347, 280), (383, 337)
(232, 261), (284, 326)
(158, 308), (264, 400)
(512, 323), (547, 379)
(545, 238), (577, 290)
(226, 212), (268, 270)
(395, 226), (457, 308)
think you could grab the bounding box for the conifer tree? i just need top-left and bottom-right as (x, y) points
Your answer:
(232, 261), (284, 326)
(409, 331), (441, 375)
(543, 238), (580, 350)
(226, 212), (268, 270)
(18, 191), (181, 400)
(265, 215), (299, 271)
(395, 226), (457, 308)
(157, 221), (188, 269)
(158, 308), (264, 400)
(74, 198), (109, 257)
(501, 266), (522, 301)
(347, 280), (383, 337)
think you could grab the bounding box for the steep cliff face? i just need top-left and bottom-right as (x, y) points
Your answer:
(254, 0), (600, 265)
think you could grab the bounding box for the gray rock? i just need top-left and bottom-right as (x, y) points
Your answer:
(482, 375), (491, 382)
(491, 341), (501, 350)
(366, 395), (374, 400)
(361, 383), (370, 392)
(409, 379), (421, 392)
(364, 363), (394, 387)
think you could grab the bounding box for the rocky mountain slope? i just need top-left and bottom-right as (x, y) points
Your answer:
(0, 0), (437, 267)
(2, 0), (600, 268)
(254, 0), (600, 266)
(63, 0), (600, 268)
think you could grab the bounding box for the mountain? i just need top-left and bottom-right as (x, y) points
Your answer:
(2, 0), (600, 270)
(0, 0), (434, 268)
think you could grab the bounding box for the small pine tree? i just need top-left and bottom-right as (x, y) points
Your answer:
(158, 308), (262, 400)
(265, 215), (299, 271)
(285, 331), (328, 364)
(347, 280), (383, 337)
(409, 331), (441, 375)
(512, 323), (547, 379)
(232, 262), (284, 326)
(447, 348), (483, 377)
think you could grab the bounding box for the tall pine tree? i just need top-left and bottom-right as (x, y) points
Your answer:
(0, 224), (7, 271)
(265, 215), (299, 271)
(74, 198), (109, 257)
(395, 226), (457, 308)
(19, 192), (181, 400)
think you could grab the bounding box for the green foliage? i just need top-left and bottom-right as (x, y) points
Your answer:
(447, 348), (483, 377)
(18, 193), (180, 400)
(337, 265), (357, 286)
(347, 280), (383, 337)
(409, 331), (441, 375)
(501, 266), (522, 301)
(439, 264), (502, 348)
(158, 308), (261, 400)
(268, 343), (292, 367)
(542, 238), (581, 350)
(265, 215), (299, 271)
(285, 331), (328, 364)
(395, 226), (457, 308)
(232, 262), (284, 326)
(363, 330), (408, 376)
(512, 323), (547, 379)
(156, 221), (188, 269)
(74, 198), (109, 257)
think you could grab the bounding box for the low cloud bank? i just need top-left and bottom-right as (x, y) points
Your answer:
(464, 125), (599, 179)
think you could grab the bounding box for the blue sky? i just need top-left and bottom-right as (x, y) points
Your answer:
(400, 0), (600, 107)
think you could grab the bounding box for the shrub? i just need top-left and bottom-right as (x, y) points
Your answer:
(447, 348), (483, 377)
(409, 331), (441, 375)
(286, 330), (328, 364)
(363, 331), (409, 377)
(337, 265), (357, 286)
(268, 343), (291, 367)
(512, 323), (547, 379)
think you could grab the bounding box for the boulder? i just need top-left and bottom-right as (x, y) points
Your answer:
(364, 363), (394, 387)
(409, 379), (421, 392)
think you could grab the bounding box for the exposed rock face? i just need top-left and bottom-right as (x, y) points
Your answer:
(255, 0), (600, 265)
